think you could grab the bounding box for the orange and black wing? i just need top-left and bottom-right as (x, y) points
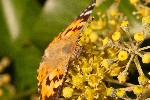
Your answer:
(37, 0), (96, 100)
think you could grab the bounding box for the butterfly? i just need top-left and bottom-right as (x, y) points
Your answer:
(37, 0), (96, 100)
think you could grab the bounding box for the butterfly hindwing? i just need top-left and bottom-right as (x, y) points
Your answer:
(37, 0), (96, 100)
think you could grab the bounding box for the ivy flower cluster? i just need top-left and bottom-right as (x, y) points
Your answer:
(61, 0), (150, 100)
(104, 16), (150, 100)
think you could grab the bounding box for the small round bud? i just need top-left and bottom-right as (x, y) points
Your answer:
(138, 75), (148, 85)
(118, 72), (128, 83)
(133, 85), (143, 95)
(118, 51), (128, 61)
(116, 88), (126, 98)
(106, 87), (116, 97)
(134, 32), (144, 42)
(85, 87), (95, 100)
(112, 31), (121, 41)
(72, 74), (84, 89)
(142, 53), (150, 64)
(62, 87), (74, 98)
(88, 74), (101, 87)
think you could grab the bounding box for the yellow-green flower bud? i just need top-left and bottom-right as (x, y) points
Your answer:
(88, 74), (101, 87)
(142, 53), (150, 64)
(110, 66), (121, 76)
(133, 85), (143, 95)
(106, 87), (116, 97)
(118, 72), (128, 83)
(81, 62), (92, 74)
(72, 74), (84, 89)
(138, 75), (148, 85)
(63, 87), (74, 98)
(85, 87), (95, 100)
(116, 88), (126, 98)
(134, 32), (144, 42)
(112, 31), (121, 41)
(118, 51), (128, 61)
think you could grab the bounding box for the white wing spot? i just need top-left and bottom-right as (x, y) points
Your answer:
(84, 10), (92, 16)
(88, 5), (91, 8)
(84, 9), (87, 12)
(92, 3), (96, 6)
(80, 12), (84, 16)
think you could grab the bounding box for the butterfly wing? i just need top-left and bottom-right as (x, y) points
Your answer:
(60, 0), (96, 39)
(37, 0), (96, 100)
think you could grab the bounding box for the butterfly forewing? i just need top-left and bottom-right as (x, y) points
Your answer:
(37, 0), (96, 100)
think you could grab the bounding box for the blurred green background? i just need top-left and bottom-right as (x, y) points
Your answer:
(0, 0), (146, 99)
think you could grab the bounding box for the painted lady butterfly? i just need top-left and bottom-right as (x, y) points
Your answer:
(37, 0), (96, 100)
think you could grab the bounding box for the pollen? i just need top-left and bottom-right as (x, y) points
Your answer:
(134, 32), (144, 42)
(118, 51), (128, 61)
(112, 31), (121, 41)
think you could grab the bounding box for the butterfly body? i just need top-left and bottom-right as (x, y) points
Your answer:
(37, 0), (96, 100)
